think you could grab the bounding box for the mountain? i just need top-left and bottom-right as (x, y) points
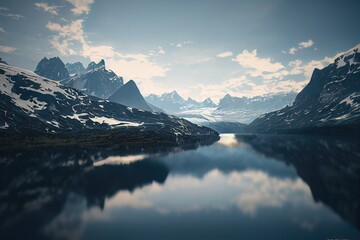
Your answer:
(248, 43), (360, 133)
(200, 97), (216, 108)
(0, 62), (218, 144)
(146, 91), (218, 114)
(0, 58), (7, 64)
(108, 80), (153, 112)
(214, 92), (297, 123)
(34, 57), (70, 80)
(65, 62), (85, 76)
(147, 90), (295, 124)
(62, 59), (124, 99)
(146, 91), (187, 113)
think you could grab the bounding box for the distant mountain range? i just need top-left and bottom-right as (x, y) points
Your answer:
(248, 43), (360, 133)
(146, 91), (296, 124)
(146, 91), (216, 113)
(0, 62), (218, 144)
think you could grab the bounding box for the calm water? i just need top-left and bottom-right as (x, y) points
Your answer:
(1, 134), (360, 240)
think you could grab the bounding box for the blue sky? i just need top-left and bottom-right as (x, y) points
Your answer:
(0, 0), (360, 101)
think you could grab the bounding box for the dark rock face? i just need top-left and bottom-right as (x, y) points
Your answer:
(0, 62), (219, 143)
(34, 57), (70, 80)
(62, 59), (124, 99)
(248, 43), (360, 133)
(108, 80), (152, 112)
(65, 62), (85, 76)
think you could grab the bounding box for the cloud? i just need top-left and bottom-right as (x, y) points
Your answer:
(0, 27), (5, 33)
(0, 45), (16, 53)
(35, 3), (61, 15)
(217, 51), (233, 58)
(46, 19), (168, 93)
(0, 7), (24, 20)
(299, 39), (314, 49)
(288, 47), (297, 55)
(194, 76), (307, 101)
(172, 41), (193, 48)
(66, 0), (94, 15)
(234, 49), (285, 73)
(287, 39), (314, 55)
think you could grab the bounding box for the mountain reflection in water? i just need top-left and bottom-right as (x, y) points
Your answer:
(0, 134), (359, 240)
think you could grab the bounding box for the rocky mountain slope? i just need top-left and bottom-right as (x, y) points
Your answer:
(61, 59), (124, 99)
(0, 62), (218, 144)
(248, 43), (360, 133)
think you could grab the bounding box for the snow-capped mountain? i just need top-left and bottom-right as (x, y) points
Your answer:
(108, 80), (153, 112)
(200, 98), (217, 108)
(214, 92), (297, 123)
(145, 91), (217, 114)
(35, 57), (70, 80)
(65, 62), (85, 76)
(248, 43), (360, 133)
(0, 62), (218, 143)
(62, 59), (124, 99)
(146, 90), (295, 124)
(146, 91), (187, 113)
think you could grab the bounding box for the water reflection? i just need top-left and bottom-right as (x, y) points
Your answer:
(236, 134), (360, 230)
(0, 134), (359, 240)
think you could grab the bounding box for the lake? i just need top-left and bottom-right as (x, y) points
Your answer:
(1, 134), (359, 240)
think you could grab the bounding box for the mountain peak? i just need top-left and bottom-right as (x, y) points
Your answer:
(87, 59), (106, 71)
(35, 56), (69, 81)
(125, 79), (137, 87)
(108, 79), (152, 111)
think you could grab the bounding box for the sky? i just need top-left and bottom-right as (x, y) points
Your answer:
(0, 0), (360, 102)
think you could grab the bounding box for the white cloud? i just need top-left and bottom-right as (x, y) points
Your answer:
(46, 19), (168, 94)
(174, 41), (193, 48)
(217, 51), (233, 58)
(66, 0), (94, 15)
(288, 47), (297, 55)
(234, 49), (285, 73)
(0, 27), (5, 33)
(288, 39), (314, 55)
(299, 39), (314, 49)
(35, 3), (61, 15)
(0, 45), (16, 53)
(0, 7), (24, 20)
(193, 75), (307, 101)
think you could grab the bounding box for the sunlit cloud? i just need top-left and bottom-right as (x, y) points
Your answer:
(66, 0), (94, 15)
(46, 19), (169, 94)
(0, 45), (16, 53)
(287, 39), (314, 55)
(35, 3), (61, 15)
(217, 51), (233, 58)
(234, 49), (285, 73)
